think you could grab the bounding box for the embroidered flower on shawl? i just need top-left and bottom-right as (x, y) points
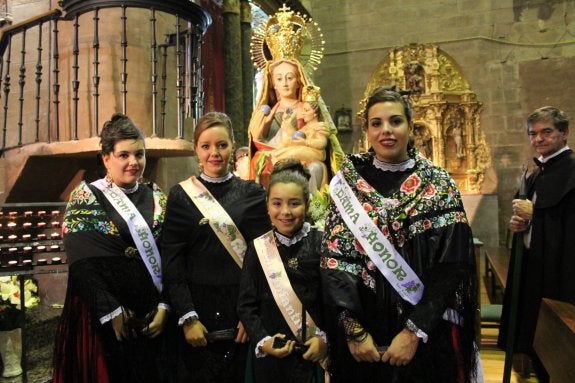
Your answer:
(400, 174), (421, 194)
(356, 179), (375, 193)
(353, 239), (366, 255)
(153, 185), (167, 230)
(382, 225), (390, 237)
(331, 224), (344, 236)
(325, 257), (338, 269)
(99, 221), (116, 234)
(73, 188), (93, 203)
(404, 205), (418, 216)
(327, 239), (341, 254)
(362, 203), (373, 212)
(423, 183), (436, 198)
(396, 234), (406, 247)
(367, 260), (376, 271)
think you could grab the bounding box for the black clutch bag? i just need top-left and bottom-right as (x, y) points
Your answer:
(205, 328), (238, 342)
(272, 337), (309, 354)
(124, 309), (156, 332)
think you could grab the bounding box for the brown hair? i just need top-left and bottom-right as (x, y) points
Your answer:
(362, 86), (413, 128)
(100, 113), (144, 155)
(193, 112), (234, 146)
(268, 159), (311, 201)
(526, 106), (569, 133)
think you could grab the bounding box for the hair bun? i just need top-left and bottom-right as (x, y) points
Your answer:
(272, 159), (311, 181)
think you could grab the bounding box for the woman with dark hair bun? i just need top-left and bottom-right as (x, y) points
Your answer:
(320, 87), (480, 382)
(53, 113), (170, 382)
(238, 158), (328, 382)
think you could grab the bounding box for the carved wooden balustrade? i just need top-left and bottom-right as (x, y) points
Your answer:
(0, 0), (212, 151)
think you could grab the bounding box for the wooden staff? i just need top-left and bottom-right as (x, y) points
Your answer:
(502, 164), (529, 383)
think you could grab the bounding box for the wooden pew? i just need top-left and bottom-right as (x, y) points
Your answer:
(484, 246), (510, 301)
(533, 298), (575, 383)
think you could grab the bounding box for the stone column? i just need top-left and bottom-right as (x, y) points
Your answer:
(239, 0), (253, 147)
(223, 0), (244, 142)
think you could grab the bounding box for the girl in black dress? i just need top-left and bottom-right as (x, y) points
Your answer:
(238, 159), (327, 383)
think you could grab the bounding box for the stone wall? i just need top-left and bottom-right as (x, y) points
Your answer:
(306, 0), (575, 244)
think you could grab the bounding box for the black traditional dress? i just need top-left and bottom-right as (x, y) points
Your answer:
(320, 151), (478, 383)
(52, 180), (169, 383)
(237, 223), (325, 383)
(498, 149), (575, 357)
(161, 174), (271, 383)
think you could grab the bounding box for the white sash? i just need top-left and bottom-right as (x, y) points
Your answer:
(91, 179), (162, 292)
(329, 172), (423, 305)
(179, 177), (247, 268)
(254, 231), (316, 342)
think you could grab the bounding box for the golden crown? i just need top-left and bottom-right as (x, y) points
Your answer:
(302, 85), (321, 102)
(251, 5), (324, 72)
(266, 6), (305, 61)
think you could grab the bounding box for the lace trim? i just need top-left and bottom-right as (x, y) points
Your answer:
(199, 172), (233, 183)
(372, 157), (415, 172)
(100, 306), (124, 325)
(274, 222), (311, 247)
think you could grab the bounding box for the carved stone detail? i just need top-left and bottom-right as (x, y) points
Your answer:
(362, 43), (490, 193)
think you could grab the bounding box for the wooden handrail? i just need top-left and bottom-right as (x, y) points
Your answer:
(0, 9), (62, 55)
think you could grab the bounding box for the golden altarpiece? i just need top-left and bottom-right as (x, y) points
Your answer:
(361, 44), (492, 193)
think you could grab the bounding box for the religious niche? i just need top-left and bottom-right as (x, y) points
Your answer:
(334, 106), (352, 132)
(412, 122), (433, 161)
(404, 62), (425, 95)
(360, 43), (492, 193)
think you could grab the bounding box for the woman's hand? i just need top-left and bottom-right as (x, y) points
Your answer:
(235, 321), (249, 343)
(381, 329), (419, 366)
(346, 332), (381, 363)
(111, 309), (135, 341)
(302, 335), (328, 363)
(260, 334), (294, 358)
(183, 319), (208, 347)
(142, 308), (167, 338)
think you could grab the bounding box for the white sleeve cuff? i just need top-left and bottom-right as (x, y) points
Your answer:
(405, 319), (428, 343)
(158, 303), (171, 311)
(178, 311), (199, 326)
(100, 306), (123, 325)
(255, 336), (272, 358)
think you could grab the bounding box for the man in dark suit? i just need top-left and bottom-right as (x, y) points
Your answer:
(499, 106), (575, 383)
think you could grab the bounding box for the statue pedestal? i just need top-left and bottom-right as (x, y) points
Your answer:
(461, 193), (499, 247)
